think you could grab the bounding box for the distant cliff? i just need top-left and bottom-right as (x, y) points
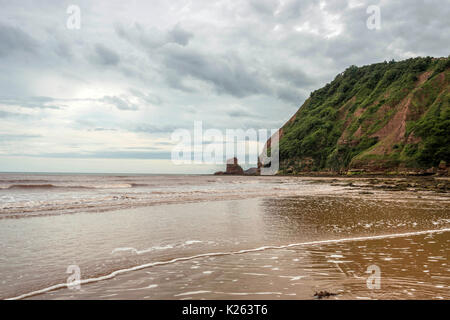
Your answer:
(272, 56), (450, 175)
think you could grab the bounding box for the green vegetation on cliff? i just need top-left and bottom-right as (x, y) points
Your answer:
(278, 56), (450, 173)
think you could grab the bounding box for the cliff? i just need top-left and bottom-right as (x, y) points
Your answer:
(272, 56), (450, 175)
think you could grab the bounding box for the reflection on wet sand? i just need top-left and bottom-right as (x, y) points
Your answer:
(32, 230), (449, 300)
(260, 196), (449, 240)
(0, 177), (448, 300)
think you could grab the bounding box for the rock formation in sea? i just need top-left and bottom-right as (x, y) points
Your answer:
(243, 167), (259, 175)
(214, 157), (243, 175)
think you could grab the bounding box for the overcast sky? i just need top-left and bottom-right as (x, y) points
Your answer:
(0, 0), (449, 173)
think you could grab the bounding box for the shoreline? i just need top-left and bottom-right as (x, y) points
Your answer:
(1, 174), (448, 300)
(1, 175), (448, 220)
(10, 227), (450, 300)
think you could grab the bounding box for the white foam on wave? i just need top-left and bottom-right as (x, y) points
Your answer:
(111, 245), (174, 255)
(110, 240), (203, 256)
(215, 291), (283, 296)
(184, 240), (202, 245)
(174, 290), (211, 297)
(279, 275), (307, 281)
(7, 228), (450, 300)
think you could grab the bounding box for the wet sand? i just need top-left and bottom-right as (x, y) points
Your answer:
(0, 175), (449, 300)
(31, 230), (449, 300)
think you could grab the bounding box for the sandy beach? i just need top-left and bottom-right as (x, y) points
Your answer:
(0, 174), (448, 300)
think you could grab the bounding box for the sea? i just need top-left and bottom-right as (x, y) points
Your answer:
(0, 173), (448, 300)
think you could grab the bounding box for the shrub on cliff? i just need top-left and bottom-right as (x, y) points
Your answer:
(277, 56), (450, 172)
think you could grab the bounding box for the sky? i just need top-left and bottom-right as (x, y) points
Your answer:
(0, 0), (449, 173)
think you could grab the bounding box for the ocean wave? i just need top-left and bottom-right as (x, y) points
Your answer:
(111, 240), (203, 255)
(0, 180), (53, 184)
(130, 183), (150, 188)
(111, 245), (174, 255)
(0, 183), (142, 190)
(2, 184), (91, 190)
(5, 184), (66, 189)
(7, 228), (450, 300)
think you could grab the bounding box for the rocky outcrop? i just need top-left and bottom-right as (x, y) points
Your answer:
(214, 157), (244, 175)
(226, 157), (244, 175)
(243, 167), (259, 175)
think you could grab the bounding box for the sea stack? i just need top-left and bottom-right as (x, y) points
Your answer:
(226, 157), (244, 175)
(214, 157), (244, 175)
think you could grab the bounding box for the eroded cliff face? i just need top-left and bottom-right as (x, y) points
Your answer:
(272, 57), (450, 175)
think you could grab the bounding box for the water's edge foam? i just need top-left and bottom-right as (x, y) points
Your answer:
(7, 228), (450, 300)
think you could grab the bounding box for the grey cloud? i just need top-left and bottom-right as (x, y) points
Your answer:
(273, 0), (314, 22)
(115, 23), (193, 49)
(0, 134), (41, 140)
(380, 0), (450, 56)
(128, 88), (163, 105)
(162, 46), (269, 97)
(227, 110), (255, 118)
(0, 96), (60, 109)
(321, 0), (450, 66)
(226, 106), (265, 119)
(168, 24), (194, 46)
(0, 0), (449, 167)
(115, 23), (164, 49)
(91, 127), (118, 132)
(0, 110), (32, 119)
(152, 141), (176, 146)
(90, 44), (120, 66)
(15, 150), (172, 160)
(102, 96), (138, 111)
(132, 124), (179, 134)
(0, 23), (37, 57)
(248, 0), (280, 16)
(275, 66), (316, 88)
(54, 41), (73, 60)
(276, 87), (305, 105)
(74, 150), (171, 160)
